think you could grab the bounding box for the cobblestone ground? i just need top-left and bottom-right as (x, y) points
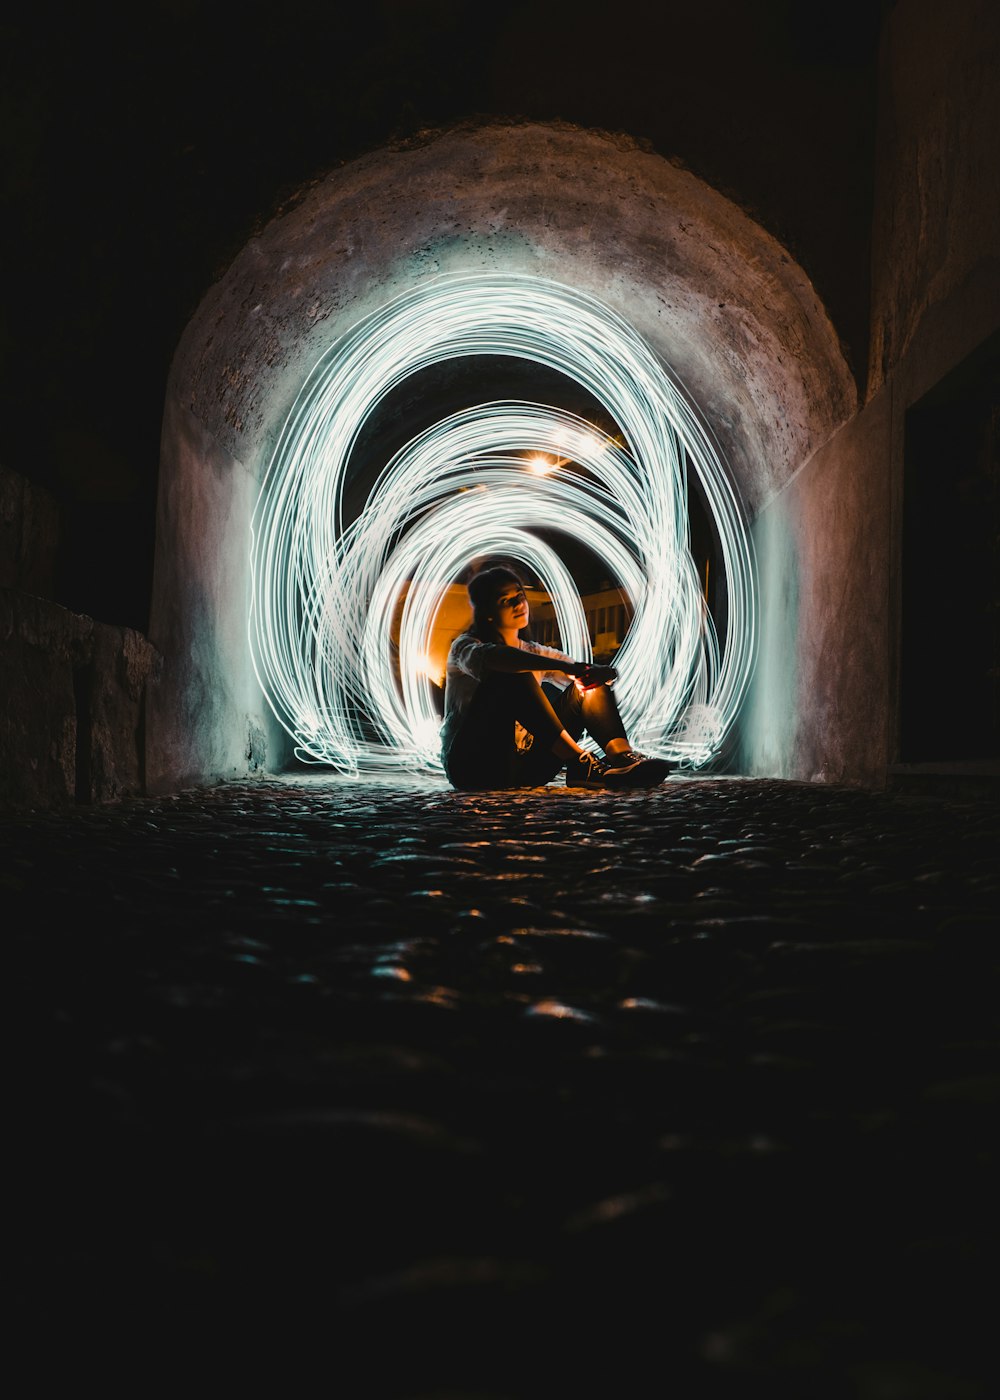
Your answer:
(6, 773), (1000, 1397)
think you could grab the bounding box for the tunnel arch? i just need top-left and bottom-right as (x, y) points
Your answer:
(148, 120), (857, 791)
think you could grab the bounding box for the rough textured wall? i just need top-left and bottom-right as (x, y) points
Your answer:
(147, 401), (278, 794)
(742, 0), (1000, 788)
(741, 391), (892, 785)
(868, 0), (1000, 775)
(868, 0), (1000, 398)
(0, 462), (59, 598)
(174, 121), (855, 516)
(0, 590), (160, 808)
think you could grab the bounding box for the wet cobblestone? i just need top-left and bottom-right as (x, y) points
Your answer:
(6, 774), (1000, 1397)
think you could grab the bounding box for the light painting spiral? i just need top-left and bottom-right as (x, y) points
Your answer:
(249, 273), (757, 776)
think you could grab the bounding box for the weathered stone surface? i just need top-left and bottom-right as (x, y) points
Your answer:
(868, 0), (1000, 397)
(86, 621), (162, 803)
(0, 462), (59, 598)
(172, 121), (856, 510)
(0, 588), (161, 807)
(147, 401), (288, 794)
(741, 388), (893, 786)
(0, 590), (85, 805)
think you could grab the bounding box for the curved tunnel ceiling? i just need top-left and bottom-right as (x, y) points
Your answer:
(172, 120), (857, 518)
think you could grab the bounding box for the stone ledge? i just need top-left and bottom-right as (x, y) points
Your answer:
(0, 462), (60, 598)
(0, 588), (162, 808)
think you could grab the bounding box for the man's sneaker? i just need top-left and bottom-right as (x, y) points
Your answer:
(567, 749), (672, 789)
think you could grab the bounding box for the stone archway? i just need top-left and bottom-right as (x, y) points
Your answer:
(147, 120), (856, 792)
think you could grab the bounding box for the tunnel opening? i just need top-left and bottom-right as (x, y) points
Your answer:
(149, 121), (858, 796)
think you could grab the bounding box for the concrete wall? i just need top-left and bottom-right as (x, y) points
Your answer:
(0, 586), (160, 808)
(739, 0), (1000, 787)
(740, 391), (892, 784)
(1, 463), (162, 808)
(148, 121), (855, 792)
(0, 461), (59, 599)
(868, 0), (1000, 401)
(149, 399), (276, 790)
(872, 0), (1000, 780)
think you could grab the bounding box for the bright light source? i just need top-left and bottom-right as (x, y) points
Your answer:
(418, 653), (441, 683)
(552, 426), (606, 463)
(249, 272), (757, 775)
(527, 453), (555, 475)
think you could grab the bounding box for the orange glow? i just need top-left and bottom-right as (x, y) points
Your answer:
(418, 652), (444, 686)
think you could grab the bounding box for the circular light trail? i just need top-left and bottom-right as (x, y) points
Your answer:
(249, 273), (757, 776)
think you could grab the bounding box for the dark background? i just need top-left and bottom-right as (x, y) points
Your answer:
(1, 0), (886, 630)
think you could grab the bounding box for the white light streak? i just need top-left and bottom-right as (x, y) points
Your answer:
(249, 273), (757, 775)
